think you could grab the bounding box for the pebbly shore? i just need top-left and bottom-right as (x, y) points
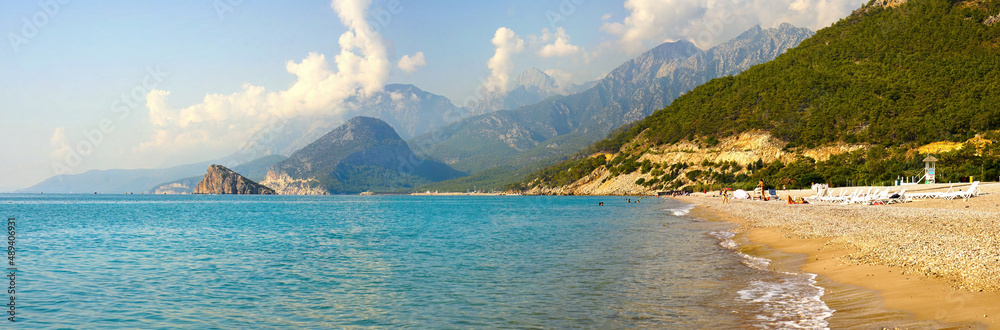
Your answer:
(677, 183), (1000, 293)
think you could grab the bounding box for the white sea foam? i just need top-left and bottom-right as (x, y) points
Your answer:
(710, 231), (835, 329)
(667, 203), (695, 216)
(737, 274), (834, 329)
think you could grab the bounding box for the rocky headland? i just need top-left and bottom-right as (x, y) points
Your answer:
(193, 164), (276, 195)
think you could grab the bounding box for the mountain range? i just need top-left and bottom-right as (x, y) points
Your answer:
(469, 68), (595, 116)
(19, 22), (814, 194)
(413, 23), (815, 191)
(524, 0), (1000, 195)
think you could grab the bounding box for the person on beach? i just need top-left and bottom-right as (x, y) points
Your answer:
(722, 189), (730, 204)
(757, 180), (767, 201)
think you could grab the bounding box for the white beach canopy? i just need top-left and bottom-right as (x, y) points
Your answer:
(733, 189), (750, 199)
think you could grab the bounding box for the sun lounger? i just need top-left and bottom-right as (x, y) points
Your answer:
(941, 181), (979, 201)
(804, 187), (832, 202)
(887, 188), (908, 204)
(768, 189), (779, 201)
(908, 184), (953, 200)
(847, 187), (889, 205)
(824, 188), (856, 203)
(873, 188), (908, 205)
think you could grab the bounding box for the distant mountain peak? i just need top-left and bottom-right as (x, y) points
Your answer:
(470, 68), (565, 115)
(261, 116), (463, 194)
(513, 68), (558, 92)
(646, 39), (703, 57)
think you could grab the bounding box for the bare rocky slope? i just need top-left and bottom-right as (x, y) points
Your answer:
(527, 132), (865, 195)
(193, 165), (275, 195)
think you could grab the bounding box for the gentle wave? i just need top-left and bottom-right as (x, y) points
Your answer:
(710, 231), (835, 329)
(666, 203), (695, 216)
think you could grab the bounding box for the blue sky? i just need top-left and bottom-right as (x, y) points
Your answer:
(0, 0), (866, 191)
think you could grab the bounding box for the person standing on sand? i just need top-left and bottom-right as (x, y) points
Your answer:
(757, 180), (767, 201)
(722, 189), (730, 204)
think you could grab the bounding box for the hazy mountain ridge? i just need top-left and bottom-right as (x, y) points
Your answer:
(236, 84), (469, 158)
(470, 68), (568, 116)
(261, 116), (464, 194)
(21, 161), (213, 194)
(412, 24), (815, 190)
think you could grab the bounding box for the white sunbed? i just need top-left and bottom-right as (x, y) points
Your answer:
(844, 187), (878, 205)
(824, 188), (857, 203)
(941, 181), (980, 201)
(887, 188), (908, 204)
(870, 187), (892, 205)
(830, 188), (858, 203)
(907, 184), (953, 200)
(850, 187), (890, 205)
(805, 187), (836, 202)
(810, 188), (838, 203)
(873, 188), (908, 205)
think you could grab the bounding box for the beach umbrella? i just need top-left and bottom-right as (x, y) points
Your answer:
(733, 189), (750, 199)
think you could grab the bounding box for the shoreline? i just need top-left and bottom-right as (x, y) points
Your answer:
(676, 186), (1000, 329)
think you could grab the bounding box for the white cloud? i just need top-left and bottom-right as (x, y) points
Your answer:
(603, 0), (866, 51)
(397, 51), (427, 73)
(137, 0), (392, 155)
(537, 28), (582, 58)
(483, 27), (525, 93)
(543, 69), (575, 90)
(527, 28), (553, 46)
(49, 127), (70, 159)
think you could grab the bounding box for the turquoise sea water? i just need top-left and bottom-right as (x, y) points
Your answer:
(3, 194), (832, 328)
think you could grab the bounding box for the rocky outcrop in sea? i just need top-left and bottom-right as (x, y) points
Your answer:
(193, 164), (276, 195)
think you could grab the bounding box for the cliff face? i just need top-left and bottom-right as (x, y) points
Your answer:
(527, 132), (866, 196)
(193, 165), (276, 195)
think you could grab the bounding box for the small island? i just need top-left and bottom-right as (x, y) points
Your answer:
(193, 164), (276, 195)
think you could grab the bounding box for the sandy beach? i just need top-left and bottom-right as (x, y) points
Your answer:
(676, 182), (1000, 328)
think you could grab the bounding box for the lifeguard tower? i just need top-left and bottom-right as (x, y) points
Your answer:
(899, 155), (940, 185)
(922, 156), (938, 184)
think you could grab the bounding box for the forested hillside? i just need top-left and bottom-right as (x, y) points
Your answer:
(524, 0), (1000, 192)
(414, 24), (814, 191)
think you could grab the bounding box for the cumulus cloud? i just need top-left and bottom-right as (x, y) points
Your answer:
(138, 0), (391, 155)
(483, 27), (525, 93)
(49, 127), (70, 159)
(603, 0), (866, 51)
(543, 68), (576, 91)
(537, 28), (582, 58)
(397, 52), (427, 73)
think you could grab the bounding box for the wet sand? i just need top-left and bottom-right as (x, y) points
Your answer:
(678, 182), (1000, 329)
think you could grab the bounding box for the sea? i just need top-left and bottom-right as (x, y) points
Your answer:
(2, 194), (836, 329)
